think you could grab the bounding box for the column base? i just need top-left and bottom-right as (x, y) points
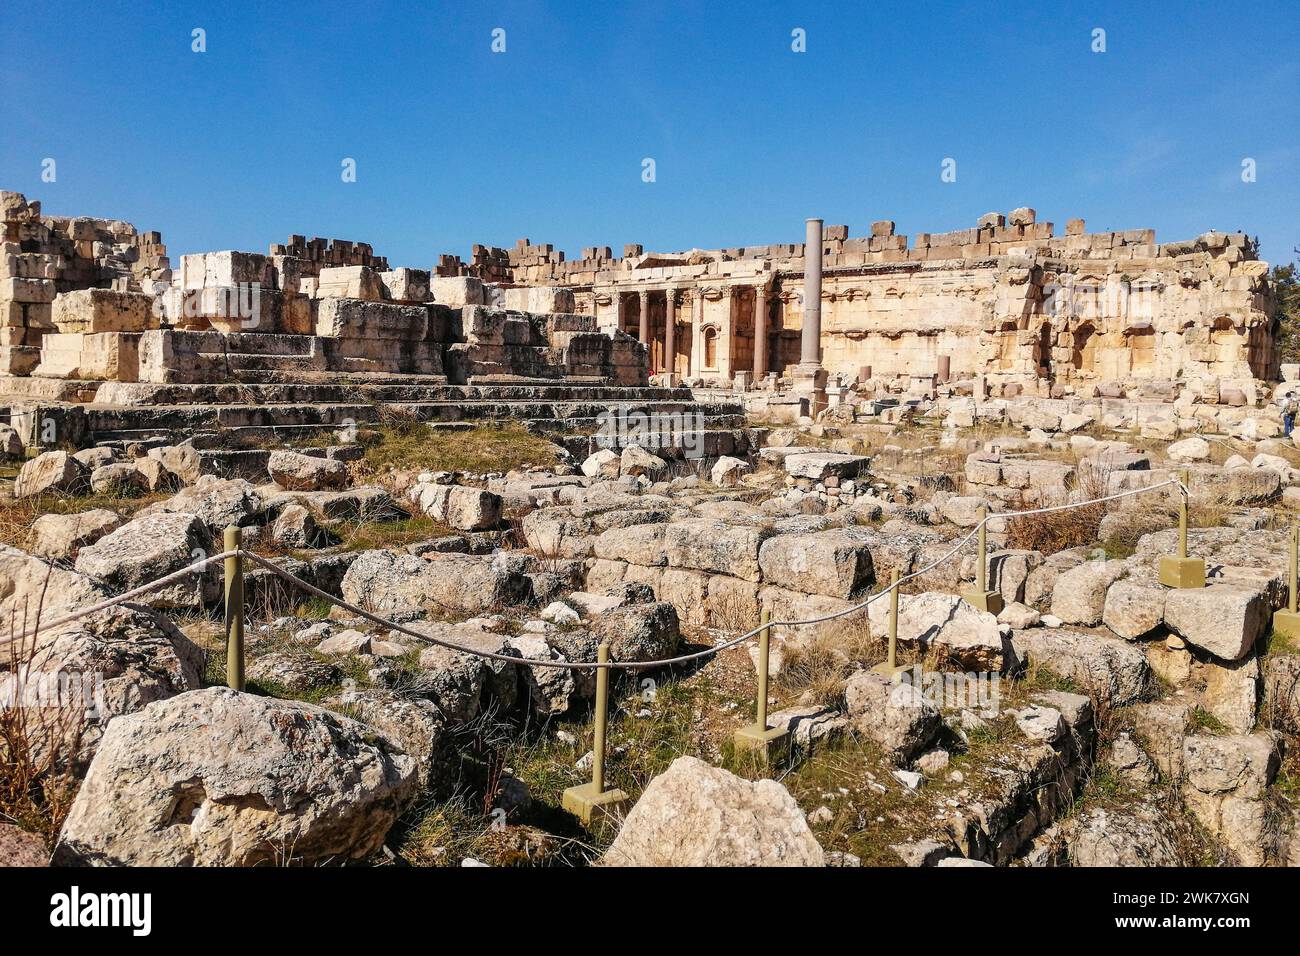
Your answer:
(960, 589), (1004, 615)
(1158, 556), (1206, 589)
(732, 722), (790, 765)
(561, 782), (629, 825)
(1272, 609), (1300, 639)
(790, 363), (828, 417)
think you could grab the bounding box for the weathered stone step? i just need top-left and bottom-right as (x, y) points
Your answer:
(88, 379), (705, 407)
(85, 395), (747, 436)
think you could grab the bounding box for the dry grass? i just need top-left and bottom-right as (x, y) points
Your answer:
(0, 488), (164, 553)
(0, 585), (83, 849)
(356, 421), (564, 477)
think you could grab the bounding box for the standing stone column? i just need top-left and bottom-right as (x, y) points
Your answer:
(664, 288), (677, 378)
(722, 285), (737, 380)
(753, 284), (768, 381)
(689, 290), (703, 377)
(792, 218), (829, 417)
(801, 218), (823, 365)
(638, 290), (650, 348)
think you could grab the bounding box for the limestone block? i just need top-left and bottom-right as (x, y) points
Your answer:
(1164, 584), (1268, 661)
(429, 276), (485, 307)
(1009, 628), (1149, 705)
(502, 286), (576, 314)
(1049, 559), (1128, 626)
(315, 297), (428, 341)
(757, 529), (875, 599)
(1102, 579), (1166, 640)
(51, 289), (155, 334)
(379, 268), (431, 303)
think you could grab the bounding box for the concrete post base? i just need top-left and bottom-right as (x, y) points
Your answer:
(1159, 556), (1206, 589)
(561, 782), (629, 826)
(960, 589), (1004, 615)
(1272, 609), (1300, 639)
(731, 723), (790, 765)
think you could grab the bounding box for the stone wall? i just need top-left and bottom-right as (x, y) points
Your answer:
(437, 209), (1279, 391)
(1, 191), (170, 375)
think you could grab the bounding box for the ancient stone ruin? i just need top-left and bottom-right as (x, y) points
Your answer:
(2, 187), (1298, 874)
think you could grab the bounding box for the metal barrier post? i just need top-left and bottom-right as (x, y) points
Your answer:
(960, 503), (1004, 614)
(872, 569), (911, 678)
(562, 641), (628, 824)
(1274, 520), (1300, 638)
(224, 525), (245, 691)
(733, 608), (790, 764)
(1158, 469), (1205, 588)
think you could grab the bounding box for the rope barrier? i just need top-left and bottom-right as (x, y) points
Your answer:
(1, 550), (239, 650)
(3, 477), (1185, 671)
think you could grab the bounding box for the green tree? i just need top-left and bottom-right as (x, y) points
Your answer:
(1274, 254), (1300, 364)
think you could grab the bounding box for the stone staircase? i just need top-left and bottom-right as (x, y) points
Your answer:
(52, 378), (759, 464)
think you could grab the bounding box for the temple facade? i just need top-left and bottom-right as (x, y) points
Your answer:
(442, 209), (1280, 392)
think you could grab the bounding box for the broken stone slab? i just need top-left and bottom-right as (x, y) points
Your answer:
(506, 633), (576, 716)
(866, 590), (1006, 671)
(74, 512), (218, 609)
(53, 687), (418, 866)
(1009, 628), (1149, 705)
(268, 449), (348, 491)
(246, 651), (339, 694)
(619, 445), (668, 480)
(1167, 436), (1211, 462)
(589, 601), (680, 663)
(13, 449), (86, 498)
(27, 508), (122, 560)
(601, 756), (823, 866)
(710, 455), (750, 486)
(766, 704), (848, 749)
(1163, 583), (1268, 661)
(844, 670), (941, 763)
(1049, 559), (1128, 626)
(141, 474), (264, 536)
(12, 604), (204, 773)
(782, 452), (870, 481)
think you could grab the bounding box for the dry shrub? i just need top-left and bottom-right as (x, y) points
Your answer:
(1099, 503), (1176, 553)
(1007, 462), (1115, 554)
(1006, 499), (1106, 553)
(0, 593), (84, 848)
(776, 636), (853, 708)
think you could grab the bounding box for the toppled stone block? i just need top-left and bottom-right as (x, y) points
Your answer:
(53, 687), (417, 866)
(602, 756), (823, 866)
(1009, 628), (1149, 705)
(844, 670), (941, 763)
(1049, 559), (1127, 626)
(268, 449), (348, 491)
(1164, 583), (1268, 661)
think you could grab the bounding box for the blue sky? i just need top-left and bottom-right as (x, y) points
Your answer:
(2, 1), (1297, 266)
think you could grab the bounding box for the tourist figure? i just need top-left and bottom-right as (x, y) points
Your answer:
(1283, 391), (1298, 437)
